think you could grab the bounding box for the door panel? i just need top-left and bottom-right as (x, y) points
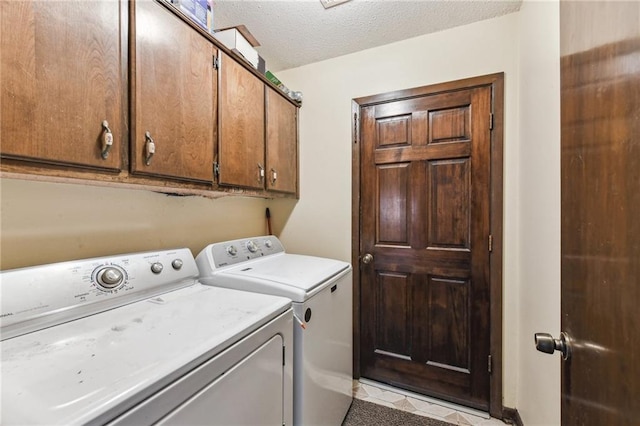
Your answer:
(133, 0), (215, 182)
(560, 1), (640, 424)
(1, 0), (123, 171)
(266, 88), (298, 194)
(428, 159), (471, 249)
(218, 53), (265, 190)
(359, 84), (492, 409)
(377, 163), (411, 245)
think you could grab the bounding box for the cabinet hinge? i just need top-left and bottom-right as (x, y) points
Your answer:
(488, 234), (493, 252)
(489, 113), (494, 130)
(213, 55), (220, 70)
(488, 355), (492, 373)
(213, 162), (220, 179)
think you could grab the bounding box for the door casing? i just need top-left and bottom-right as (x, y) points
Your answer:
(351, 73), (504, 418)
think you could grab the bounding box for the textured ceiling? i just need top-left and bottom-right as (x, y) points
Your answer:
(212, 0), (523, 72)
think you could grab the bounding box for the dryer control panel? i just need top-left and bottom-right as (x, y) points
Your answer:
(202, 236), (285, 269)
(0, 248), (198, 341)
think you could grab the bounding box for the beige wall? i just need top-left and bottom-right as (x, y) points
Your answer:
(517, 1), (561, 424)
(0, 179), (269, 269)
(274, 13), (522, 407)
(274, 5), (562, 422)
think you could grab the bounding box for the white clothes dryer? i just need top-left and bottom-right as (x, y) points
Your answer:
(1, 248), (293, 425)
(196, 236), (353, 426)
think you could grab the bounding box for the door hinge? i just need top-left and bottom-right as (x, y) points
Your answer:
(489, 113), (494, 130)
(488, 234), (493, 252)
(213, 55), (220, 70)
(488, 355), (492, 373)
(353, 112), (359, 144)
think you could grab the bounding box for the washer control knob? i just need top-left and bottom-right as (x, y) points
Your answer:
(264, 240), (273, 249)
(226, 245), (238, 256)
(171, 259), (183, 270)
(96, 267), (124, 289)
(151, 262), (163, 274)
(246, 240), (258, 253)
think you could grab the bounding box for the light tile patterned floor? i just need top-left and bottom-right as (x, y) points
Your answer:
(353, 380), (508, 426)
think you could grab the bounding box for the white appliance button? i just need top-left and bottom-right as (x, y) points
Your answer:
(171, 259), (183, 270)
(246, 240), (258, 253)
(151, 262), (163, 274)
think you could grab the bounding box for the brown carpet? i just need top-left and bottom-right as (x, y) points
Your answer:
(342, 399), (451, 426)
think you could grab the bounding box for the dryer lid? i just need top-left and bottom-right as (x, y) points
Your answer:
(220, 254), (350, 293)
(1, 284), (290, 425)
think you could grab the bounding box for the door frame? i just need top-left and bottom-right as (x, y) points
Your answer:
(351, 73), (504, 418)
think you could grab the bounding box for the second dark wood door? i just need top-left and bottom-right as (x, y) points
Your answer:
(558, 1), (640, 424)
(359, 83), (492, 409)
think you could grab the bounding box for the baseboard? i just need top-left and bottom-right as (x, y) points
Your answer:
(502, 407), (524, 426)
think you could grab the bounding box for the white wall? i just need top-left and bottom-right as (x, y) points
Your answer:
(273, 13), (521, 408)
(517, 0), (561, 424)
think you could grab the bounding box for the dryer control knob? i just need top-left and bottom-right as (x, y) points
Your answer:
(247, 240), (258, 253)
(226, 245), (238, 256)
(171, 259), (183, 270)
(151, 262), (163, 274)
(96, 267), (124, 289)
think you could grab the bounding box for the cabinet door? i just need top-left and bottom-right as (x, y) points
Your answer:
(133, 0), (215, 182)
(218, 53), (265, 190)
(1, 1), (123, 171)
(266, 89), (298, 195)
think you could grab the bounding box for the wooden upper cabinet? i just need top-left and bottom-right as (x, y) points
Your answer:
(0, 1), (124, 171)
(132, 0), (216, 183)
(266, 88), (298, 195)
(218, 52), (265, 190)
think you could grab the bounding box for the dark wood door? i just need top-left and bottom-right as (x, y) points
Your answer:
(218, 52), (265, 190)
(358, 82), (493, 410)
(559, 1), (640, 424)
(132, 0), (215, 183)
(266, 88), (298, 195)
(0, 0), (123, 171)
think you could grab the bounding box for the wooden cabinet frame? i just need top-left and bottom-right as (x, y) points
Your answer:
(0, 0), (299, 200)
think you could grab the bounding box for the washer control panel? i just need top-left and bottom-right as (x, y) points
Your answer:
(0, 248), (199, 340)
(205, 235), (285, 269)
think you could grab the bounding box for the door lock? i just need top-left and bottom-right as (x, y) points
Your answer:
(534, 332), (572, 360)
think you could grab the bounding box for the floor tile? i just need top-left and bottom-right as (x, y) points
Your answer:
(393, 398), (417, 412)
(376, 390), (405, 403)
(362, 396), (396, 409)
(353, 379), (507, 426)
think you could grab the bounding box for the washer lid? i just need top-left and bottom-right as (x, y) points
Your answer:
(1, 283), (290, 426)
(218, 254), (350, 295)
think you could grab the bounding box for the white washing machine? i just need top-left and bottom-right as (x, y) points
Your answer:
(196, 236), (353, 426)
(1, 248), (293, 425)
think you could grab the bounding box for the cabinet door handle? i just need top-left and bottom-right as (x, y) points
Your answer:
(270, 168), (277, 185)
(144, 131), (156, 166)
(257, 163), (265, 183)
(101, 120), (113, 159)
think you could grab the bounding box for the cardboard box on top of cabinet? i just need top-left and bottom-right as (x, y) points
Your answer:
(213, 28), (260, 69)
